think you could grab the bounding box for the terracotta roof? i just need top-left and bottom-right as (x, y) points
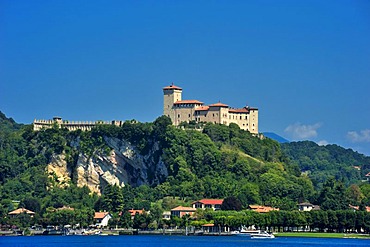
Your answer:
(174, 100), (204, 105)
(229, 107), (249, 114)
(349, 205), (359, 210)
(195, 106), (210, 111)
(349, 205), (370, 212)
(163, 84), (182, 90)
(249, 205), (279, 213)
(209, 102), (229, 107)
(94, 212), (110, 219)
(365, 172), (370, 177)
(192, 199), (224, 205)
(202, 223), (215, 227)
(171, 206), (196, 212)
(128, 209), (145, 216)
(8, 208), (35, 215)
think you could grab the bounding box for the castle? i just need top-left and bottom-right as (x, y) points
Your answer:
(33, 84), (259, 134)
(163, 84), (258, 134)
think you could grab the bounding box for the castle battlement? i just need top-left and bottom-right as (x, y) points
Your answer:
(33, 117), (123, 131)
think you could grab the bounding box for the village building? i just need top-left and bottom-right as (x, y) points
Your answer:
(8, 208), (35, 218)
(297, 202), (320, 211)
(191, 199), (224, 211)
(170, 206), (196, 218)
(349, 204), (370, 212)
(94, 212), (112, 228)
(128, 209), (145, 220)
(163, 84), (259, 134)
(162, 211), (171, 220)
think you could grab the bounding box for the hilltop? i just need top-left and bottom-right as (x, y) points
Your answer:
(0, 111), (370, 221)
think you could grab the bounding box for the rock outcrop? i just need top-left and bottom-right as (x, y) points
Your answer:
(47, 137), (168, 195)
(47, 153), (71, 188)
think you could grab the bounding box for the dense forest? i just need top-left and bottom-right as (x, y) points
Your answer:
(1, 111), (370, 230)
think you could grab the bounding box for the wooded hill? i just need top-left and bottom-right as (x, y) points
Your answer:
(1, 111), (370, 224)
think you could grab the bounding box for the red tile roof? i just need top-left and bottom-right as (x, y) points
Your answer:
(229, 107), (249, 113)
(202, 223), (215, 227)
(174, 100), (203, 105)
(171, 206), (196, 212)
(209, 102), (229, 107)
(193, 199), (224, 205)
(163, 84), (182, 90)
(94, 212), (110, 219)
(195, 106), (210, 111)
(128, 209), (145, 216)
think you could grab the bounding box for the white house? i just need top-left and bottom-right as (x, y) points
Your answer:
(94, 212), (112, 227)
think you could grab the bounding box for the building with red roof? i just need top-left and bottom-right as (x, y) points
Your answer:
(192, 199), (224, 211)
(94, 211), (112, 227)
(163, 84), (258, 134)
(170, 206), (196, 218)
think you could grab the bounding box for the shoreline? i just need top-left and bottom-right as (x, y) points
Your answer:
(275, 232), (370, 239)
(1, 229), (370, 239)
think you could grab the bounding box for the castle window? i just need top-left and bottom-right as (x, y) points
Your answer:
(240, 116), (242, 120)
(213, 114), (214, 117)
(178, 114), (180, 118)
(188, 114), (191, 118)
(245, 116), (247, 120)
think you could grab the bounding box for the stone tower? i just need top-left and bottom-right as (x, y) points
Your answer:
(163, 84), (182, 122)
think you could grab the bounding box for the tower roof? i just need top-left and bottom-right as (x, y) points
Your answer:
(163, 83), (182, 91)
(209, 102), (229, 107)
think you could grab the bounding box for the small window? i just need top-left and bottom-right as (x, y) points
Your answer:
(178, 114), (180, 118)
(188, 114), (191, 118)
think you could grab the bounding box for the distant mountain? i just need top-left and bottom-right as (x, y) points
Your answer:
(263, 132), (289, 143)
(281, 141), (370, 187)
(0, 111), (23, 133)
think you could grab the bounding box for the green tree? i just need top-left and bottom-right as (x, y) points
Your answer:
(221, 197), (242, 211)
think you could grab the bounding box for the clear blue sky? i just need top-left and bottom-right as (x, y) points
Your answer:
(1, 1), (369, 155)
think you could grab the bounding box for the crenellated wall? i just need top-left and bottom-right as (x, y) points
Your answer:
(33, 117), (124, 131)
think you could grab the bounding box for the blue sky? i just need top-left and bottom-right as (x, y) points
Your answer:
(1, 1), (369, 155)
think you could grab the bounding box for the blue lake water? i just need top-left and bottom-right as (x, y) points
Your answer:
(0, 235), (369, 247)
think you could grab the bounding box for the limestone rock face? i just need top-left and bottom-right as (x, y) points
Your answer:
(71, 137), (168, 195)
(47, 154), (71, 187)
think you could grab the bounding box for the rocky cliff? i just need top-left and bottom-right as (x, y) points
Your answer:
(47, 137), (168, 195)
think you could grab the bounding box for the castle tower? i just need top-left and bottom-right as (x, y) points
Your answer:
(163, 83), (182, 123)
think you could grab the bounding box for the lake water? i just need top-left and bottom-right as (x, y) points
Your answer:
(0, 235), (369, 247)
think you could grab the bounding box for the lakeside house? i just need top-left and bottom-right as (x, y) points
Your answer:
(297, 202), (320, 211)
(8, 208), (35, 218)
(94, 212), (112, 227)
(170, 206), (196, 218)
(128, 209), (145, 220)
(191, 199), (224, 211)
(162, 211), (171, 220)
